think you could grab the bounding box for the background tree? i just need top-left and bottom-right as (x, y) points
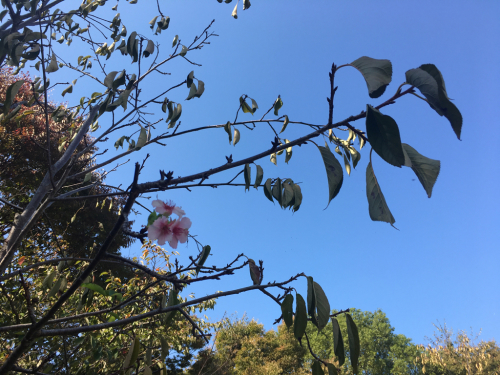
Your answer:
(416, 323), (500, 375)
(304, 309), (422, 375)
(0, 1), (465, 374)
(189, 316), (308, 375)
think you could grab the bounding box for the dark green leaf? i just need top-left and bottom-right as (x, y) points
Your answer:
(272, 178), (282, 206)
(264, 178), (273, 202)
(317, 145), (343, 208)
(187, 71), (194, 88)
(196, 245), (211, 275)
(419, 64), (463, 139)
(293, 293), (307, 343)
(194, 80), (205, 98)
(104, 71), (119, 89)
(81, 283), (107, 297)
(126, 31), (137, 56)
(186, 82), (197, 100)
(312, 361), (324, 375)
(366, 161), (395, 225)
(307, 276), (316, 319)
(244, 163), (251, 191)
(332, 318), (345, 365)
(282, 182), (294, 208)
(3, 80), (25, 114)
(164, 289), (179, 325)
(161, 337), (168, 360)
(350, 56), (392, 98)
(365, 105), (405, 167)
(402, 144), (440, 198)
(327, 364), (338, 375)
(254, 165), (263, 188)
(281, 294), (294, 329)
(313, 281), (330, 332)
(112, 70), (126, 91)
(243, 0), (251, 10)
(346, 314), (360, 375)
(291, 183), (302, 212)
(123, 337), (140, 370)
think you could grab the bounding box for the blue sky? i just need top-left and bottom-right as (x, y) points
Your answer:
(48, 1), (500, 345)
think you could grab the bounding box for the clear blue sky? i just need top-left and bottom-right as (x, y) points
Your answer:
(51, 1), (500, 345)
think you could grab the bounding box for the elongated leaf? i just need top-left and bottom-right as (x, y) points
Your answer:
(280, 115), (289, 133)
(123, 337), (140, 370)
(244, 164), (251, 191)
(292, 183), (302, 212)
(272, 178), (282, 205)
(164, 289), (179, 325)
(313, 281), (330, 332)
(161, 337), (168, 359)
(317, 145), (343, 208)
(346, 314), (360, 375)
(365, 105), (405, 167)
(187, 71), (194, 88)
(136, 126), (148, 149)
(307, 276), (316, 318)
(294, 293), (307, 343)
(312, 361), (324, 375)
(81, 283), (107, 297)
(332, 318), (345, 365)
(196, 245), (211, 275)
(3, 80), (25, 114)
(194, 80), (205, 98)
(366, 162), (395, 225)
(145, 348), (152, 366)
(233, 128), (240, 146)
(350, 56), (392, 98)
(281, 294), (294, 329)
(282, 182), (294, 208)
(231, 3), (238, 18)
(264, 178), (273, 202)
(149, 16), (158, 29)
(61, 84), (73, 97)
(270, 153), (277, 165)
(274, 96), (283, 115)
(144, 365), (152, 375)
(186, 82), (197, 100)
(112, 70), (126, 91)
(402, 144), (440, 198)
(285, 139), (292, 164)
(254, 165), (263, 188)
(419, 64), (463, 139)
(224, 121), (232, 143)
(47, 277), (62, 298)
(172, 35), (178, 47)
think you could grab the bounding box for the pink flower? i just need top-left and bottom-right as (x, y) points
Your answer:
(168, 217), (192, 249)
(152, 199), (185, 217)
(147, 216), (173, 246)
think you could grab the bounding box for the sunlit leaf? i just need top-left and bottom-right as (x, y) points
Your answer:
(233, 128), (240, 146)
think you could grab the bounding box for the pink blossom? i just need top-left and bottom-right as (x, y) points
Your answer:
(147, 216), (173, 246)
(168, 217), (192, 249)
(152, 199), (185, 217)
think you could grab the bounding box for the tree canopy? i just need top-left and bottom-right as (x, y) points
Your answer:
(0, 1), (464, 374)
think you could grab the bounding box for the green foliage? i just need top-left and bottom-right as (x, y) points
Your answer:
(305, 309), (422, 375)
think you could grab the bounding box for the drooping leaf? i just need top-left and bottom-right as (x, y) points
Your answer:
(264, 178), (273, 202)
(312, 361), (325, 375)
(231, 3), (238, 18)
(164, 289), (179, 325)
(46, 54), (59, 73)
(144, 366), (152, 375)
(172, 35), (178, 47)
(104, 71), (119, 89)
(186, 82), (197, 100)
(291, 183), (302, 212)
(332, 318), (345, 366)
(350, 56), (392, 98)
(313, 281), (330, 332)
(281, 294), (294, 329)
(365, 105), (405, 167)
(143, 40), (154, 57)
(196, 245), (211, 275)
(186, 71), (194, 88)
(282, 182), (294, 208)
(244, 163), (251, 191)
(327, 364), (338, 375)
(280, 115), (289, 133)
(47, 277), (62, 298)
(366, 162), (395, 225)
(123, 337), (140, 370)
(254, 165), (263, 189)
(285, 139), (292, 164)
(317, 145), (343, 208)
(270, 153), (277, 166)
(343, 153), (351, 176)
(194, 80), (205, 98)
(307, 276), (316, 319)
(149, 16), (158, 30)
(224, 121), (232, 143)
(418, 64), (463, 139)
(81, 283), (107, 297)
(243, 0), (251, 10)
(179, 45), (188, 57)
(346, 314), (360, 375)
(272, 178), (282, 206)
(293, 293), (307, 343)
(239, 96), (253, 114)
(233, 128), (240, 146)
(250, 98), (258, 113)
(161, 337), (168, 360)
(3, 80), (25, 114)
(402, 144), (440, 198)
(136, 126), (148, 149)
